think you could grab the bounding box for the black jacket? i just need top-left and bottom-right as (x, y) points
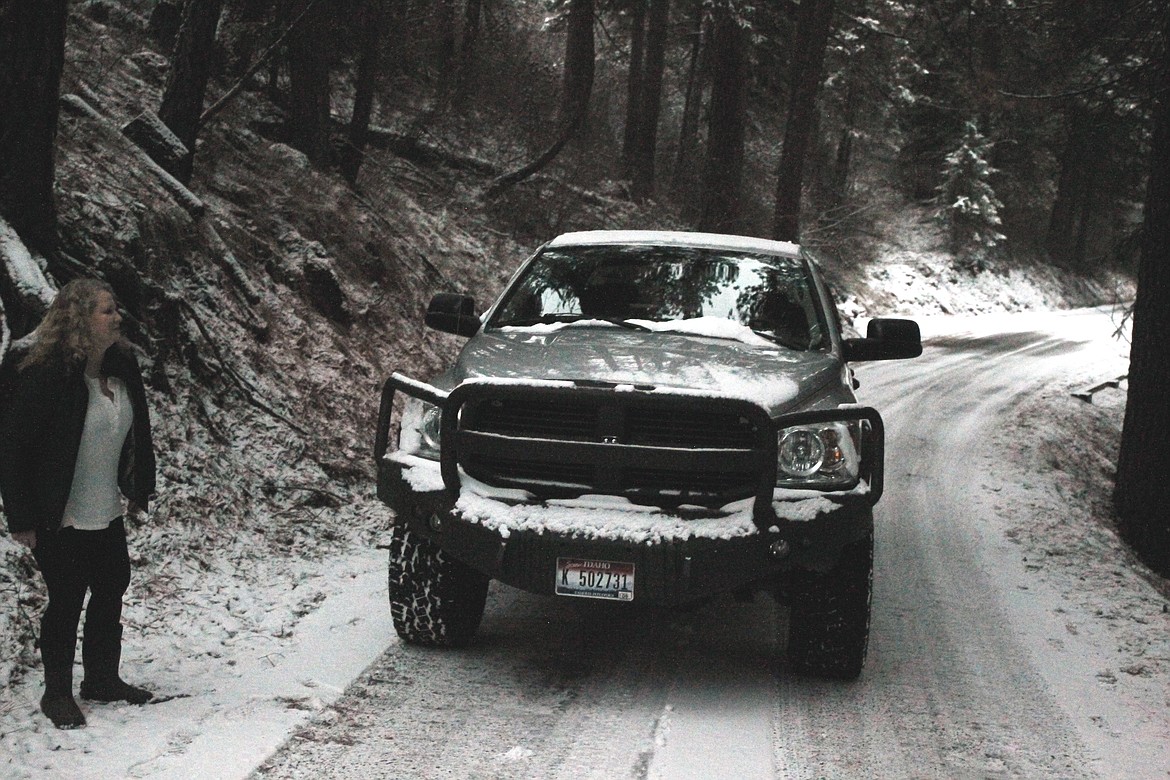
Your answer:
(0, 342), (156, 536)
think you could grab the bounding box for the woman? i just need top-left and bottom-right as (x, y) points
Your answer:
(0, 278), (156, 729)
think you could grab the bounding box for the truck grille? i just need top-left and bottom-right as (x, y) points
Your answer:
(450, 385), (773, 508)
(626, 406), (755, 448)
(473, 398), (596, 440)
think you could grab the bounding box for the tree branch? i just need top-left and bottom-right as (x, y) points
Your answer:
(199, 0), (324, 127)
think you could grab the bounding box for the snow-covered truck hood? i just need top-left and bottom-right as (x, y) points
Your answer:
(438, 322), (846, 414)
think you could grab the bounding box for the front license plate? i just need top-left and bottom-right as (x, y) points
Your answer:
(555, 558), (634, 601)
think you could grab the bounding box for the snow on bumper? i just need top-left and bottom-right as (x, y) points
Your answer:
(389, 452), (868, 544)
(374, 375), (884, 602)
(381, 454), (874, 604)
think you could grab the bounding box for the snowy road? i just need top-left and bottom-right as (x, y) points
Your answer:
(7, 308), (1165, 779)
(251, 306), (1170, 779)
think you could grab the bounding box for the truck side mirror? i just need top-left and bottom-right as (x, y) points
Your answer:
(842, 318), (922, 362)
(425, 293), (480, 337)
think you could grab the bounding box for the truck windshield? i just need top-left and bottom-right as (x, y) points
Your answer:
(488, 245), (828, 350)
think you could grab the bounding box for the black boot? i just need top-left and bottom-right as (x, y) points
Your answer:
(41, 663), (86, 729)
(80, 626), (153, 705)
(79, 676), (153, 705)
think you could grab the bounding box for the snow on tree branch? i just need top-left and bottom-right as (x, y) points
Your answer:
(0, 216), (58, 321)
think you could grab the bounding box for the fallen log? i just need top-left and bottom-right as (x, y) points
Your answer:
(362, 125), (499, 176)
(0, 216), (57, 318)
(61, 93), (205, 218)
(122, 110), (190, 181)
(197, 218), (263, 307)
(0, 289), (9, 369)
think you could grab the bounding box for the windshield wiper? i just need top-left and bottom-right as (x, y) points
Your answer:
(496, 314), (652, 332)
(598, 317), (652, 331)
(494, 313), (580, 327)
(750, 327), (808, 350)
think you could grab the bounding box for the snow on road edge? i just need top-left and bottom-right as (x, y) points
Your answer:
(0, 547), (393, 780)
(2, 311), (1168, 780)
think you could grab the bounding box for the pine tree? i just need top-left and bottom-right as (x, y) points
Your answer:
(937, 121), (1005, 271)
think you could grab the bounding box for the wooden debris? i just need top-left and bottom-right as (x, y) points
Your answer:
(1072, 376), (1127, 403)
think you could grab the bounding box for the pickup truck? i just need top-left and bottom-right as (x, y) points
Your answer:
(374, 230), (920, 679)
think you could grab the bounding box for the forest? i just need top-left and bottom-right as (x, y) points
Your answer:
(0, 0), (1167, 682)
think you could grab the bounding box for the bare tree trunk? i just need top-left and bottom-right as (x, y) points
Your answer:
(485, 0), (594, 197)
(772, 0), (835, 242)
(827, 77), (857, 210)
(561, 0), (596, 122)
(459, 0), (483, 72)
(698, 4), (746, 234)
(341, 0), (389, 184)
(219, 0), (274, 74)
(621, 0), (647, 178)
(1114, 12), (1170, 577)
(671, 8), (707, 208)
(285, 0), (333, 165)
(437, 0), (457, 77)
(200, 0), (315, 127)
(0, 0), (68, 250)
(629, 0), (669, 201)
(158, 0), (226, 183)
(1047, 103), (1114, 268)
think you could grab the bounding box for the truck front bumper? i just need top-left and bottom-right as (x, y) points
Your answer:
(379, 458), (874, 607)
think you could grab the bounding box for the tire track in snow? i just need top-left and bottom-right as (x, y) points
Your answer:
(763, 311), (1119, 778)
(254, 307), (1165, 779)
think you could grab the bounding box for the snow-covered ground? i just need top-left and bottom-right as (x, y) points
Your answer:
(252, 304), (1170, 780)
(3, 265), (1166, 778)
(0, 544), (393, 779)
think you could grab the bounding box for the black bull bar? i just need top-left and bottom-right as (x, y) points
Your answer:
(375, 373), (885, 530)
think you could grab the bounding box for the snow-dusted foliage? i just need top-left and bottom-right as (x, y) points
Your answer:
(936, 121), (1006, 271)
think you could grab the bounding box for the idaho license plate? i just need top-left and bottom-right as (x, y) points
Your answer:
(555, 558), (634, 601)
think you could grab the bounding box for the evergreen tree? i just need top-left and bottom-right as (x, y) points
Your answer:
(937, 121), (1005, 271)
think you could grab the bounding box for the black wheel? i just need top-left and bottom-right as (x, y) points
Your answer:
(784, 530), (873, 680)
(387, 522), (489, 647)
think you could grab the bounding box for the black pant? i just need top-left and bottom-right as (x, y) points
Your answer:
(32, 517), (130, 676)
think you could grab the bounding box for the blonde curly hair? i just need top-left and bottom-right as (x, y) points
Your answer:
(21, 278), (118, 370)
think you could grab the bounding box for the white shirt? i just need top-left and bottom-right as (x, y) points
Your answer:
(61, 375), (132, 530)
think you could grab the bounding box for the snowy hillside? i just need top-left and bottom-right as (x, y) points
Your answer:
(0, 2), (1159, 777)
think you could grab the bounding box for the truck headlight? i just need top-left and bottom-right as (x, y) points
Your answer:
(399, 397), (443, 459)
(777, 420), (860, 487)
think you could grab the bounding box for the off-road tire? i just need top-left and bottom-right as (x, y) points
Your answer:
(785, 531), (873, 680)
(387, 522), (489, 647)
